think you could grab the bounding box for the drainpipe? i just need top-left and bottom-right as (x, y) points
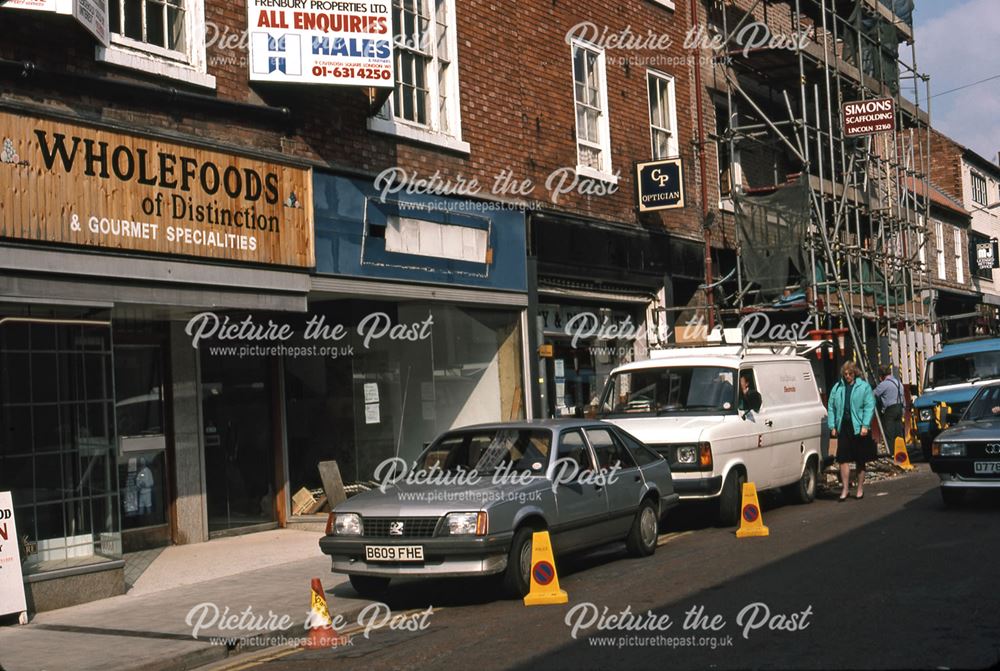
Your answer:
(690, 0), (714, 329)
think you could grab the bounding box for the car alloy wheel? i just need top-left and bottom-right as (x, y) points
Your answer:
(640, 505), (657, 549)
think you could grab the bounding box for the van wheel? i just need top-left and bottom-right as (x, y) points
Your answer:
(717, 470), (746, 527)
(349, 575), (390, 598)
(502, 526), (535, 598)
(625, 498), (659, 557)
(784, 459), (817, 504)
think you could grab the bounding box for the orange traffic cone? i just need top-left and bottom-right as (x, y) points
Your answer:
(735, 482), (770, 538)
(892, 436), (915, 471)
(302, 578), (344, 649)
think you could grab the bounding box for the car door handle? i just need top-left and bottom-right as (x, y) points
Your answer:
(765, 419), (774, 427)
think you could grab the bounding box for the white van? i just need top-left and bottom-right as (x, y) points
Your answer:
(597, 345), (827, 525)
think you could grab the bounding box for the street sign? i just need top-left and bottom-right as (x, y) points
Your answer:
(0, 491), (27, 620)
(635, 158), (685, 212)
(841, 98), (896, 137)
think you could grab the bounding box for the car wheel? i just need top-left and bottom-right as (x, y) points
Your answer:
(784, 458), (817, 504)
(625, 498), (659, 557)
(349, 575), (391, 598)
(941, 487), (966, 507)
(502, 526), (535, 598)
(717, 469), (746, 527)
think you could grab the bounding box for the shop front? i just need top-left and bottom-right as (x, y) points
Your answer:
(528, 213), (672, 418)
(0, 108), (313, 609)
(272, 172), (530, 513)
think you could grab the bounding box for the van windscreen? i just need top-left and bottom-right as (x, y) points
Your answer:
(597, 366), (738, 417)
(927, 351), (1000, 389)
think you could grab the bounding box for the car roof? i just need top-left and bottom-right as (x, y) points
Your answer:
(929, 338), (1000, 361)
(443, 419), (607, 432)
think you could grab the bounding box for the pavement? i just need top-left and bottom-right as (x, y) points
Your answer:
(0, 529), (374, 671)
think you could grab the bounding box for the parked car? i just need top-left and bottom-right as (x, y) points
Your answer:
(929, 381), (1000, 506)
(319, 420), (678, 598)
(913, 337), (1000, 459)
(597, 345), (826, 526)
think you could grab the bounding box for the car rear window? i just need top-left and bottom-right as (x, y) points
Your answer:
(421, 429), (552, 474)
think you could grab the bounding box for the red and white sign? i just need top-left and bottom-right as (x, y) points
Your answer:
(247, 0), (394, 87)
(0, 491), (27, 620)
(841, 98), (896, 137)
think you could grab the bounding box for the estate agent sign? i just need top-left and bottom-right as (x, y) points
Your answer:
(247, 0), (394, 87)
(0, 111), (315, 268)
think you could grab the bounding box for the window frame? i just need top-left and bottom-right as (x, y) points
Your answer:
(917, 219), (927, 271)
(971, 171), (988, 207)
(646, 70), (679, 161)
(97, 0), (215, 89)
(570, 38), (617, 184)
(954, 227), (964, 284)
(369, 0), (469, 154)
(935, 221), (946, 280)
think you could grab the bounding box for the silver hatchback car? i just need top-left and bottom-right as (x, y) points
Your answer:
(319, 419), (678, 598)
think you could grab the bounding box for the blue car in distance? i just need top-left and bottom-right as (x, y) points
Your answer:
(914, 338), (1000, 458)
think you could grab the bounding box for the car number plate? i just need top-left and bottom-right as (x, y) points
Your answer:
(365, 545), (424, 562)
(973, 462), (1000, 474)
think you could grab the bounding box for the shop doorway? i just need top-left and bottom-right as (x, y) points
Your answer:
(201, 355), (277, 535)
(114, 341), (173, 552)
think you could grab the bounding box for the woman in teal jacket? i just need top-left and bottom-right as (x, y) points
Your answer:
(828, 361), (877, 500)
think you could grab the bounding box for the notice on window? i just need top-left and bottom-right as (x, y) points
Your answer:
(365, 402), (381, 425)
(1, 0), (108, 46)
(246, 0), (394, 87)
(0, 491), (28, 619)
(363, 383), (380, 404)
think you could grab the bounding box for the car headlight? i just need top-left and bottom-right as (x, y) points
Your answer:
(445, 511), (488, 536)
(937, 442), (965, 457)
(676, 445), (698, 464)
(919, 409), (932, 421)
(332, 513), (362, 536)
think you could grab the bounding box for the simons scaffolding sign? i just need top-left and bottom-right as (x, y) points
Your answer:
(841, 98), (896, 137)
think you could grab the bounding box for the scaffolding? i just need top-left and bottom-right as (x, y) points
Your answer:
(707, 0), (935, 399)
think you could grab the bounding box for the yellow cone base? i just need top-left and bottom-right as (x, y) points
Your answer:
(892, 436), (916, 471)
(735, 482), (770, 538)
(523, 531), (569, 607)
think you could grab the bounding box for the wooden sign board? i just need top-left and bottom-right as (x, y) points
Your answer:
(0, 491), (27, 620)
(0, 111), (314, 268)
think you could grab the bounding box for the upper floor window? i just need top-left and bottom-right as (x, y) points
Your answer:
(99, 0), (213, 88)
(371, 0), (466, 152)
(935, 221), (946, 280)
(572, 40), (614, 180)
(971, 172), (988, 206)
(954, 228), (964, 284)
(110, 0), (185, 56)
(647, 71), (678, 160)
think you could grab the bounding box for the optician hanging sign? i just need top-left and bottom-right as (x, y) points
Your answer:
(1, 0), (109, 46)
(0, 110), (315, 268)
(246, 0), (394, 87)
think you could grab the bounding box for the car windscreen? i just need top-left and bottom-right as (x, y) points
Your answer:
(419, 429), (552, 474)
(962, 385), (1000, 421)
(926, 350), (1000, 388)
(597, 366), (738, 417)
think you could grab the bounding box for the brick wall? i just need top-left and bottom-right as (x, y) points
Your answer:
(0, 1), (712, 244)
